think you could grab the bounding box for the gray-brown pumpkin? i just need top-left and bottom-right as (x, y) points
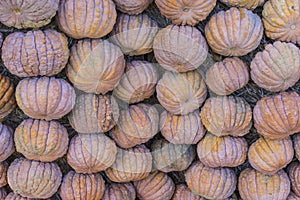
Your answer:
(288, 162), (300, 197)
(114, 0), (152, 15)
(102, 182), (136, 200)
(220, 0), (262, 9)
(4, 193), (40, 200)
(0, 74), (16, 120)
(0, 123), (14, 162)
(172, 184), (203, 200)
(287, 193), (300, 200)
(294, 133), (300, 161)
(0, 188), (6, 199)
(0, 161), (8, 187)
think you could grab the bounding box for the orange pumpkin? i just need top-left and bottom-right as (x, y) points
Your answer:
(0, 123), (14, 162)
(114, 0), (152, 15)
(0, 74), (16, 120)
(0, 161), (8, 187)
(172, 184), (203, 200)
(102, 182), (136, 200)
(288, 162), (300, 197)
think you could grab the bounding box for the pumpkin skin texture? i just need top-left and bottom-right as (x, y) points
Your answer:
(67, 39), (125, 94)
(185, 161), (236, 200)
(0, 0), (59, 29)
(253, 92), (300, 139)
(288, 162), (300, 197)
(67, 134), (117, 174)
(0, 123), (14, 162)
(172, 184), (203, 200)
(113, 60), (158, 104)
(0, 161), (8, 187)
(220, 0), (261, 9)
(0, 74), (16, 120)
(68, 93), (119, 134)
(59, 171), (105, 200)
(206, 57), (249, 95)
(155, 0), (216, 26)
(200, 96), (252, 137)
(287, 193), (300, 200)
(7, 158), (62, 199)
(238, 168), (290, 200)
(2, 30), (69, 78)
(294, 133), (300, 161)
(0, 188), (6, 199)
(110, 104), (159, 148)
(205, 7), (263, 56)
(110, 13), (159, 56)
(153, 25), (208, 73)
(102, 182), (136, 200)
(4, 193), (41, 200)
(134, 171), (175, 200)
(251, 41), (300, 92)
(113, 0), (153, 15)
(105, 145), (152, 183)
(57, 0), (117, 39)
(157, 70), (207, 115)
(14, 119), (69, 162)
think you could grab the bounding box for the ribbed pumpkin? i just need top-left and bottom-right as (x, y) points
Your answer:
(0, 161), (8, 187)
(105, 145), (152, 182)
(253, 92), (300, 139)
(205, 7), (263, 56)
(153, 25), (208, 72)
(172, 184), (203, 200)
(68, 93), (119, 134)
(220, 0), (261, 9)
(0, 0), (59, 29)
(7, 158), (62, 199)
(110, 13), (159, 56)
(287, 193), (300, 200)
(2, 30), (69, 77)
(16, 77), (76, 121)
(67, 39), (125, 94)
(185, 161), (236, 200)
(114, 0), (152, 15)
(238, 168), (290, 200)
(14, 119), (69, 162)
(102, 182), (136, 200)
(4, 193), (40, 200)
(155, 0), (216, 26)
(113, 60), (158, 104)
(197, 133), (248, 168)
(263, 0), (300, 44)
(157, 70), (207, 115)
(251, 41), (300, 92)
(200, 96), (252, 137)
(59, 171), (105, 200)
(294, 133), (300, 161)
(206, 57), (249, 95)
(110, 103), (159, 148)
(288, 162), (300, 197)
(67, 134), (117, 174)
(0, 74), (16, 120)
(134, 172), (175, 200)
(0, 123), (14, 162)
(0, 188), (6, 200)
(57, 0), (117, 39)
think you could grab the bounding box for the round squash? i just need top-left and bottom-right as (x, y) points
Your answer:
(0, 123), (14, 162)
(0, 161), (8, 187)
(287, 193), (300, 200)
(0, 74), (16, 120)
(294, 133), (300, 161)
(172, 184), (203, 200)
(4, 193), (41, 200)
(102, 182), (136, 200)
(220, 0), (261, 9)
(114, 0), (152, 15)
(0, 188), (6, 199)
(288, 162), (300, 197)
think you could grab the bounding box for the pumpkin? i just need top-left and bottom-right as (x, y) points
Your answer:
(113, 60), (158, 104)
(288, 162), (300, 197)
(113, 0), (152, 15)
(294, 133), (300, 161)
(0, 188), (6, 199)
(185, 161), (236, 200)
(110, 13), (159, 56)
(57, 0), (117, 39)
(67, 39), (125, 94)
(0, 123), (14, 162)
(262, 0), (300, 44)
(59, 171), (105, 200)
(200, 96), (252, 137)
(14, 119), (69, 162)
(153, 25), (208, 72)
(134, 171), (175, 200)
(68, 93), (119, 134)
(67, 133), (117, 174)
(287, 193), (300, 200)
(102, 182), (136, 200)
(253, 91), (300, 139)
(105, 145), (152, 182)
(172, 184), (203, 200)
(0, 74), (16, 120)
(0, 0), (59, 29)
(238, 168), (290, 200)
(110, 103), (159, 148)
(7, 158), (62, 199)
(205, 7), (263, 56)
(0, 161), (8, 187)
(155, 0), (216, 26)
(16, 77), (76, 121)
(2, 30), (69, 78)
(220, 0), (262, 9)
(206, 57), (249, 95)
(157, 70), (207, 115)
(4, 193), (40, 200)
(251, 41), (300, 92)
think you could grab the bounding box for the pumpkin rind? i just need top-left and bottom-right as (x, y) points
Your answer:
(102, 182), (136, 200)
(220, 0), (261, 9)
(0, 188), (6, 199)
(294, 133), (300, 161)
(0, 161), (8, 187)
(172, 184), (203, 200)
(288, 162), (300, 197)
(0, 74), (16, 120)
(287, 193), (300, 200)
(0, 123), (15, 162)
(113, 0), (152, 15)
(4, 193), (40, 200)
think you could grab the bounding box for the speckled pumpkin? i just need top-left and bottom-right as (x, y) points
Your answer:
(102, 182), (136, 200)
(113, 60), (158, 104)
(7, 158), (62, 199)
(14, 119), (69, 162)
(172, 184), (203, 200)
(0, 188), (6, 199)
(68, 93), (119, 134)
(105, 145), (152, 182)
(110, 104), (159, 148)
(4, 193), (40, 200)
(57, 0), (117, 39)
(67, 39), (125, 94)
(0, 0), (59, 29)
(157, 70), (207, 115)
(206, 57), (249, 95)
(220, 0), (261, 9)
(134, 171), (175, 200)
(110, 13), (159, 56)
(294, 133), (300, 161)
(0, 74), (16, 120)
(59, 171), (105, 200)
(153, 25), (208, 72)
(287, 193), (300, 200)
(185, 161), (236, 200)
(114, 0), (152, 14)
(205, 7), (263, 56)
(253, 92), (300, 139)
(200, 96), (252, 137)
(0, 123), (14, 162)
(155, 0), (216, 26)
(0, 161), (8, 187)
(288, 162), (300, 197)
(238, 168), (290, 200)
(67, 134), (117, 174)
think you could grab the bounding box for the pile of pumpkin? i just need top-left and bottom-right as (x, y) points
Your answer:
(0, 0), (300, 199)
